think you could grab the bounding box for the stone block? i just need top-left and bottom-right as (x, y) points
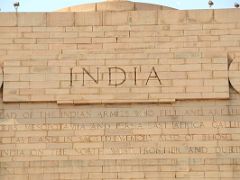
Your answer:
(18, 13), (47, 26)
(129, 11), (157, 25)
(75, 12), (102, 26)
(103, 11), (129, 25)
(187, 10), (213, 23)
(47, 13), (74, 26)
(158, 10), (186, 24)
(214, 9), (240, 23)
(0, 13), (17, 26)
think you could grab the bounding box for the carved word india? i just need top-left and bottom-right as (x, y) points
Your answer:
(71, 67), (161, 87)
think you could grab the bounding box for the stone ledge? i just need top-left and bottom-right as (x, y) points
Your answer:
(57, 99), (176, 105)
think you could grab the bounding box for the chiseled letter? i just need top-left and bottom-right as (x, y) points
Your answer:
(146, 67), (161, 85)
(82, 68), (99, 86)
(109, 67), (126, 87)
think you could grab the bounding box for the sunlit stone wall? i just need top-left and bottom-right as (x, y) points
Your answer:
(0, 7), (240, 180)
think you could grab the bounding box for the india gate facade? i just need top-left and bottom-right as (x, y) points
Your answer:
(1, 0), (240, 179)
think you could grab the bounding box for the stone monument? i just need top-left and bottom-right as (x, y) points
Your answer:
(0, 0), (240, 179)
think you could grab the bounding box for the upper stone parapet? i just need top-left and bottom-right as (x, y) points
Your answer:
(57, 0), (176, 12)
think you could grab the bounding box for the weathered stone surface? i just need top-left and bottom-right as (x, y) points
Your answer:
(75, 12), (103, 26)
(1, 6), (240, 180)
(103, 11), (129, 25)
(158, 10), (186, 24)
(0, 13), (17, 26)
(18, 13), (47, 26)
(187, 10), (213, 23)
(214, 9), (240, 23)
(47, 13), (74, 26)
(129, 11), (157, 25)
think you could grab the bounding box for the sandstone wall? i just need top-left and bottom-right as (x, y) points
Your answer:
(0, 9), (240, 180)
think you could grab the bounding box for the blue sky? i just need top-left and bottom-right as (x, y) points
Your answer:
(0, 0), (239, 12)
